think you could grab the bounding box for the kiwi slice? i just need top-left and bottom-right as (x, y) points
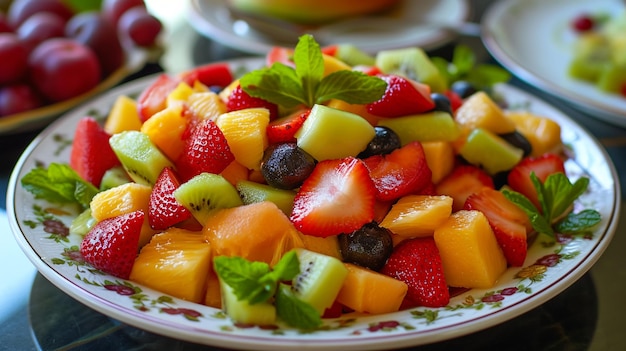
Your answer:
(236, 180), (296, 216)
(290, 248), (349, 315)
(173, 173), (243, 226)
(99, 165), (132, 191)
(69, 208), (97, 237)
(109, 130), (174, 186)
(219, 279), (277, 326)
(375, 47), (447, 93)
(335, 44), (375, 66)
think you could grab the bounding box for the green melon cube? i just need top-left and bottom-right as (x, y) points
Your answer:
(459, 128), (524, 175)
(377, 111), (460, 145)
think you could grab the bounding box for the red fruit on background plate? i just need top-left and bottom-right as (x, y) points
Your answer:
(435, 164), (494, 212)
(0, 83), (43, 116)
(266, 108), (310, 144)
(175, 118), (235, 181)
(363, 141), (432, 202)
(148, 167), (192, 230)
(381, 237), (450, 308)
(464, 187), (531, 266)
(506, 153), (566, 210)
(290, 157), (376, 237)
(69, 117), (121, 188)
(0, 33), (29, 85)
(179, 62), (233, 89)
(137, 73), (180, 122)
(226, 84), (279, 120)
(366, 75), (435, 117)
(80, 210), (144, 279)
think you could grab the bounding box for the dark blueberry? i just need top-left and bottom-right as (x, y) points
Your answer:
(430, 93), (453, 115)
(208, 85), (223, 93)
(338, 222), (394, 271)
(261, 143), (316, 190)
(500, 130), (532, 157)
(358, 126), (401, 158)
(451, 80), (478, 99)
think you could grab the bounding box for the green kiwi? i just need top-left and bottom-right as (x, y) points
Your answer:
(335, 44), (376, 66)
(289, 248), (349, 315)
(173, 173), (243, 226)
(109, 131), (174, 186)
(235, 180), (296, 216)
(99, 165), (132, 191)
(219, 278), (277, 326)
(70, 208), (97, 237)
(375, 47), (447, 93)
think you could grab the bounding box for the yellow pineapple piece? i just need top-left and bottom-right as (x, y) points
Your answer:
(336, 263), (407, 314)
(187, 91), (227, 121)
(506, 111), (562, 157)
(433, 210), (507, 288)
(455, 91), (516, 134)
(422, 141), (455, 183)
(166, 81), (195, 107)
(104, 95), (142, 135)
(140, 104), (189, 161)
(322, 53), (351, 76)
(130, 228), (211, 303)
(215, 108), (270, 170)
(218, 79), (240, 102)
(380, 195), (453, 237)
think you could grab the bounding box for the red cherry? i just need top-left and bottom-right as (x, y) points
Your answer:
(571, 14), (594, 32)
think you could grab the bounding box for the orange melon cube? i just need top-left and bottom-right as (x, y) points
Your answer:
(326, 99), (379, 126)
(187, 91), (227, 121)
(204, 266), (222, 308)
(104, 95), (142, 135)
(219, 160), (250, 186)
(336, 263), (408, 314)
(130, 228), (211, 303)
(506, 111), (562, 157)
(140, 104), (189, 161)
(379, 195), (453, 237)
(422, 141), (455, 183)
(202, 201), (304, 266)
(455, 91), (516, 134)
(298, 234), (342, 260)
(433, 210), (507, 288)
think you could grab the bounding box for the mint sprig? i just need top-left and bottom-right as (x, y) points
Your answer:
(240, 34), (387, 107)
(21, 162), (99, 209)
(503, 172), (601, 237)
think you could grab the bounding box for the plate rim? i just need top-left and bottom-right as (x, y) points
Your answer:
(6, 58), (621, 350)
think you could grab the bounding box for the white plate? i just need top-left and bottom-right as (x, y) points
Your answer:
(481, 0), (626, 127)
(7, 58), (620, 350)
(186, 0), (471, 55)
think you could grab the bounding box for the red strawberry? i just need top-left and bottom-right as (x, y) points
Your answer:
(464, 187), (531, 266)
(175, 119), (235, 182)
(148, 167), (192, 230)
(179, 62), (233, 88)
(381, 237), (450, 307)
(363, 141), (432, 202)
(366, 75), (435, 117)
(290, 157), (376, 237)
(226, 84), (279, 120)
(507, 153), (566, 210)
(266, 108), (310, 144)
(435, 164), (494, 211)
(80, 210), (144, 279)
(137, 73), (180, 122)
(69, 117), (121, 188)
(443, 89), (463, 113)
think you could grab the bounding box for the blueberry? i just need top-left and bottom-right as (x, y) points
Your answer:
(261, 143), (316, 189)
(451, 80), (478, 99)
(338, 222), (394, 271)
(358, 126), (401, 158)
(500, 130), (532, 157)
(430, 93), (453, 115)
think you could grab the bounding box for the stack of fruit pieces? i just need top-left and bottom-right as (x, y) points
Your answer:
(0, 0), (163, 117)
(22, 35), (600, 330)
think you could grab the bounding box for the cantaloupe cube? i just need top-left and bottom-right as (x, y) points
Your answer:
(219, 160), (250, 186)
(140, 104), (189, 161)
(204, 266), (222, 308)
(187, 91), (227, 121)
(326, 99), (379, 126)
(130, 228), (211, 303)
(455, 91), (516, 134)
(104, 95), (142, 135)
(506, 111), (562, 157)
(202, 201), (304, 266)
(298, 234), (342, 260)
(433, 210), (507, 288)
(322, 53), (351, 76)
(336, 263), (408, 314)
(380, 195), (453, 237)
(422, 141), (455, 183)
(216, 108), (270, 170)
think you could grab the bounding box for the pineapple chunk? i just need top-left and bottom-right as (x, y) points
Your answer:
(216, 108), (270, 170)
(379, 195), (453, 237)
(166, 81), (196, 107)
(140, 104), (190, 161)
(187, 91), (227, 121)
(322, 53), (351, 76)
(506, 111), (562, 157)
(455, 91), (516, 134)
(422, 141), (455, 183)
(104, 95), (142, 135)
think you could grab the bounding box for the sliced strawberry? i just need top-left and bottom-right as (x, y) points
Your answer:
(148, 167), (192, 230)
(175, 119), (235, 182)
(381, 237), (450, 308)
(80, 210), (144, 279)
(435, 164), (494, 212)
(265, 46), (294, 67)
(137, 73), (180, 122)
(443, 89), (463, 113)
(266, 108), (310, 144)
(320, 44), (339, 57)
(353, 65), (383, 76)
(464, 187), (531, 266)
(290, 157), (376, 237)
(179, 62), (233, 89)
(226, 84), (279, 120)
(363, 141), (432, 202)
(70, 117), (120, 188)
(366, 75), (435, 117)
(507, 153), (566, 210)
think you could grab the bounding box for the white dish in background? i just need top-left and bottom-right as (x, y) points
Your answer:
(187, 0), (471, 54)
(7, 58), (620, 350)
(481, 0), (626, 127)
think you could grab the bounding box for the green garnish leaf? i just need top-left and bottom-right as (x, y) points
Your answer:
(213, 256), (272, 304)
(21, 163), (99, 209)
(240, 34), (386, 107)
(434, 44), (510, 90)
(275, 284), (322, 330)
(503, 188), (554, 237)
(555, 209), (602, 235)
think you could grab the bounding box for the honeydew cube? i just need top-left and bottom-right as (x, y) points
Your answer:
(295, 104), (375, 161)
(377, 111), (460, 145)
(459, 128), (524, 175)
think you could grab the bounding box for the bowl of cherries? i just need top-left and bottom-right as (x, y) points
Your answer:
(0, 0), (164, 134)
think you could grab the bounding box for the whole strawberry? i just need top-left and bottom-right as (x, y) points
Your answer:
(80, 210), (144, 279)
(381, 237), (450, 307)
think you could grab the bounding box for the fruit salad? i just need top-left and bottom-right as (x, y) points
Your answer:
(21, 35), (601, 330)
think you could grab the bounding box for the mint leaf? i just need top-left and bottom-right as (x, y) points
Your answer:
(465, 65), (511, 90)
(544, 174), (589, 220)
(276, 284), (322, 330)
(433, 44), (510, 90)
(21, 163), (99, 209)
(240, 64), (305, 107)
(266, 250), (300, 282)
(315, 70), (387, 104)
(556, 209), (601, 235)
(293, 34), (324, 105)
(451, 44), (475, 75)
(503, 189), (554, 237)
(213, 256), (271, 303)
